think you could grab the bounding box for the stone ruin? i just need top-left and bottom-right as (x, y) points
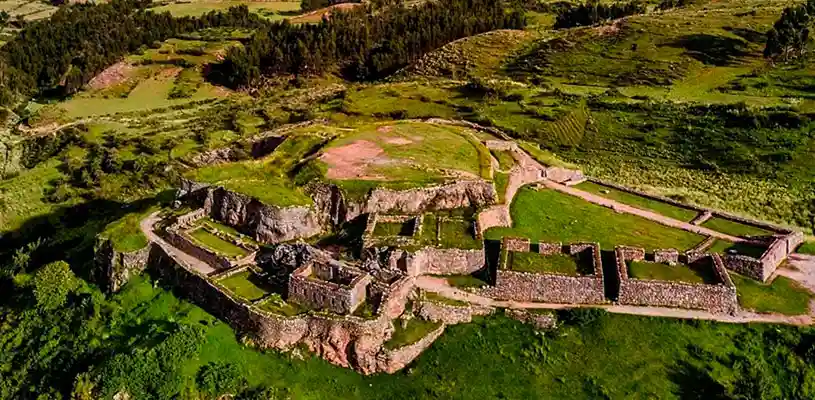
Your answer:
(586, 177), (804, 282)
(721, 231), (804, 282)
(288, 261), (372, 315)
(615, 246), (738, 314)
(480, 237), (606, 304)
(164, 209), (258, 272)
(362, 213), (424, 248)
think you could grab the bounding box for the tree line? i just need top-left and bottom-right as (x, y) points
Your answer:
(0, 0), (271, 107)
(764, 0), (815, 62)
(553, 0), (645, 29)
(210, 0), (526, 87)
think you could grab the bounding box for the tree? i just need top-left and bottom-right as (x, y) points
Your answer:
(31, 260), (79, 310)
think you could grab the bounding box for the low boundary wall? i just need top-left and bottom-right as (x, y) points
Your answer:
(482, 240), (605, 304)
(615, 246), (738, 314)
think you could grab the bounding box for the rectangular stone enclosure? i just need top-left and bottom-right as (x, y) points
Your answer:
(288, 261), (373, 314)
(485, 239), (605, 304)
(615, 246), (738, 314)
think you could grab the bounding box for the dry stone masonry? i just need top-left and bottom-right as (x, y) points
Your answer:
(615, 246), (738, 314)
(481, 238), (606, 304)
(288, 261), (372, 315)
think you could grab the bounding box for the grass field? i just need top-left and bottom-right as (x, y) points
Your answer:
(217, 270), (271, 301)
(798, 242), (815, 255)
(0, 161), (73, 234)
(444, 274), (489, 288)
(491, 150), (515, 171)
(508, 252), (585, 276)
(324, 121), (485, 181)
(701, 217), (775, 238)
(627, 261), (716, 284)
(373, 221), (414, 237)
(150, 0), (301, 18)
(188, 134), (323, 206)
(106, 276), (815, 399)
(730, 274), (813, 315)
(707, 239), (767, 258)
(574, 181), (698, 222)
(485, 187), (705, 250)
(384, 319), (442, 350)
(437, 219), (481, 249)
(190, 228), (248, 257)
(256, 294), (306, 316)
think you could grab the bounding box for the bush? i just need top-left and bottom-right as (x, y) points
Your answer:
(558, 307), (607, 327)
(196, 362), (245, 396)
(31, 260), (79, 310)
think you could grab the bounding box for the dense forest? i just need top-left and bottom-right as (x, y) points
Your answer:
(0, 0), (270, 107)
(210, 0), (526, 86)
(553, 0), (645, 29)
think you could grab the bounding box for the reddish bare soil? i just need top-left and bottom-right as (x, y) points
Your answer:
(320, 140), (389, 179)
(289, 3), (362, 24)
(87, 62), (135, 90)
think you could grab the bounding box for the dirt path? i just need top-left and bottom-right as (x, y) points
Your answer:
(415, 276), (813, 325)
(140, 212), (216, 276)
(542, 180), (746, 243)
(478, 143), (548, 233)
(778, 254), (815, 293)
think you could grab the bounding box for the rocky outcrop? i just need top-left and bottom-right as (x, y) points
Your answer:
(202, 186), (322, 244)
(94, 238), (150, 292)
(310, 180), (497, 226)
(365, 180), (496, 215)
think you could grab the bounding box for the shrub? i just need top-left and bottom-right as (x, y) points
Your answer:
(558, 307), (607, 327)
(31, 260), (79, 310)
(196, 361), (245, 396)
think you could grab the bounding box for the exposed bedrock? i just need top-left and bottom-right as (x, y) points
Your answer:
(310, 179), (497, 225)
(202, 187), (322, 244)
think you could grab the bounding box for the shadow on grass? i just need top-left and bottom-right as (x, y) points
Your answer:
(666, 34), (749, 66)
(0, 192), (171, 284)
(600, 250), (619, 301)
(668, 360), (729, 400)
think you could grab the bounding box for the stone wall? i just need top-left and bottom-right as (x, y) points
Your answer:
(374, 323), (446, 374)
(503, 237), (530, 252)
(485, 242), (605, 304)
(415, 299), (494, 325)
(653, 249), (679, 265)
(504, 309), (557, 329)
(288, 263), (372, 315)
(94, 238), (151, 292)
(486, 270), (606, 304)
(723, 231), (805, 282)
(147, 242), (427, 375)
(408, 247), (486, 276)
(164, 228), (233, 271)
(202, 186), (322, 244)
(538, 242), (562, 255)
(615, 247), (738, 314)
